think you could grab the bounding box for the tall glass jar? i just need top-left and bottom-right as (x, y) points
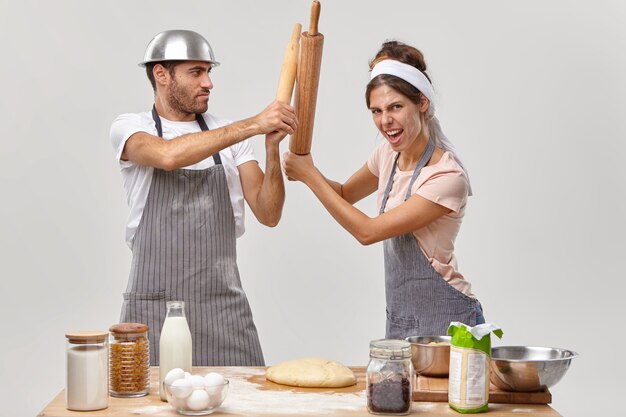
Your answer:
(65, 331), (109, 411)
(109, 322), (150, 397)
(366, 339), (413, 415)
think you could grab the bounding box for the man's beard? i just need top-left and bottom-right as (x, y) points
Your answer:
(167, 78), (209, 115)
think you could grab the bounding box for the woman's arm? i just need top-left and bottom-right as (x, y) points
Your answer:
(319, 163), (378, 204)
(283, 152), (451, 245)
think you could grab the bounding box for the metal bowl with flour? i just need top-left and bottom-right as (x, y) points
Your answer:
(405, 335), (451, 377)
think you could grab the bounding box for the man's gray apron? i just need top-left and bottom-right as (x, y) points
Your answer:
(120, 107), (264, 366)
(380, 139), (479, 339)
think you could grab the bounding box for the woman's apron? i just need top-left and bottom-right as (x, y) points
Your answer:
(120, 107), (264, 366)
(380, 139), (479, 339)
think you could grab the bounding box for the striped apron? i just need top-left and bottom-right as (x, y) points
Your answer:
(120, 107), (264, 366)
(380, 140), (480, 339)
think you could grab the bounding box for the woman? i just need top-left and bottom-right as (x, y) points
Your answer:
(283, 41), (485, 339)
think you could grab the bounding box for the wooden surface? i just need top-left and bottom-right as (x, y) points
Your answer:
(413, 374), (552, 404)
(38, 366), (562, 417)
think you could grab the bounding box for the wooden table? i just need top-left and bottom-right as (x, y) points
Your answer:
(38, 367), (563, 417)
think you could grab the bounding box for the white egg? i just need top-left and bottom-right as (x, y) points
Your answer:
(168, 395), (187, 410)
(170, 378), (193, 399)
(184, 371), (192, 379)
(164, 368), (186, 386)
(204, 372), (225, 386)
(207, 391), (224, 408)
(189, 374), (206, 389)
(204, 372), (225, 395)
(186, 389), (210, 411)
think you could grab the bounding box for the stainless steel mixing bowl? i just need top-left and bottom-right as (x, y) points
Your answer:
(405, 335), (451, 377)
(490, 346), (578, 392)
(139, 30), (220, 67)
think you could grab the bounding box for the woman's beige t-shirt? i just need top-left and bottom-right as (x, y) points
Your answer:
(367, 142), (474, 297)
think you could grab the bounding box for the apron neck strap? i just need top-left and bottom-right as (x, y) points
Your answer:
(404, 139), (435, 200)
(379, 139), (435, 214)
(151, 105), (222, 165)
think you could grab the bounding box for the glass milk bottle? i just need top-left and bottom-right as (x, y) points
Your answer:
(65, 331), (109, 411)
(159, 300), (192, 401)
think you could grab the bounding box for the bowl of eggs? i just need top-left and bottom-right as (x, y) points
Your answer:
(163, 368), (229, 415)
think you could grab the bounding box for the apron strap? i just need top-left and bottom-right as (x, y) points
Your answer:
(151, 106), (222, 165)
(404, 139), (435, 201)
(379, 139), (435, 214)
(379, 153), (401, 215)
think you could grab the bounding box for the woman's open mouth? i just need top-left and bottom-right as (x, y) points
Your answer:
(386, 129), (403, 145)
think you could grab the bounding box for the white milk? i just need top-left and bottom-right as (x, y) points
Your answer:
(159, 316), (192, 400)
(66, 345), (108, 410)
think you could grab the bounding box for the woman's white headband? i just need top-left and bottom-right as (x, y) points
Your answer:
(370, 60), (435, 111)
(370, 58), (473, 195)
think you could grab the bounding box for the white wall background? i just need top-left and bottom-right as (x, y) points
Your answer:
(1, 1), (624, 416)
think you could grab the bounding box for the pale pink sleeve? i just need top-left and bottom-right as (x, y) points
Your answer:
(366, 143), (384, 177)
(415, 170), (468, 213)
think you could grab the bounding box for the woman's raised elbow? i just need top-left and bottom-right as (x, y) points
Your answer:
(355, 231), (379, 246)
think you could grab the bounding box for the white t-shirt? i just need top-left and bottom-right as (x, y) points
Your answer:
(110, 111), (256, 247)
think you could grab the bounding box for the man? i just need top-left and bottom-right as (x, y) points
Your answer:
(110, 30), (297, 366)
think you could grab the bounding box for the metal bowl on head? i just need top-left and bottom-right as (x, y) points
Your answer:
(139, 30), (220, 67)
(405, 335), (451, 377)
(490, 346), (578, 392)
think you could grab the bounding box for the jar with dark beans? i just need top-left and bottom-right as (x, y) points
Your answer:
(366, 339), (413, 415)
(368, 377), (411, 414)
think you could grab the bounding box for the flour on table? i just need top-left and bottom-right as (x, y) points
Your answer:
(221, 375), (366, 415)
(130, 404), (171, 414)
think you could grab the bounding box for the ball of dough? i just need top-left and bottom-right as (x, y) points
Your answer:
(266, 358), (356, 388)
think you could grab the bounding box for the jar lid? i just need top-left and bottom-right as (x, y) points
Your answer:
(65, 330), (108, 344)
(369, 339), (412, 359)
(109, 322), (149, 334)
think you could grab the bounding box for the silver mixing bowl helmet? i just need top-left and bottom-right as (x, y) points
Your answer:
(139, 30), (220, 67)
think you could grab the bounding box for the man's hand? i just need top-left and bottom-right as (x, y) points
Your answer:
(254, 101), (297, 136)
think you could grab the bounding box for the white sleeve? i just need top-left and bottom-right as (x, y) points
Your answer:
(230, 138), (257, 166)
(110, 113), (151, 168)
(202, 113), (257, 166)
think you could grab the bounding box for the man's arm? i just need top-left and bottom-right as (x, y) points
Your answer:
(238, 131), (287, 227)
(121, 101), (296, 171)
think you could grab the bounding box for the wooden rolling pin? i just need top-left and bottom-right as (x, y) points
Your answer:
(276, 23), (302, 104)
(290, 0), (324, 155)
